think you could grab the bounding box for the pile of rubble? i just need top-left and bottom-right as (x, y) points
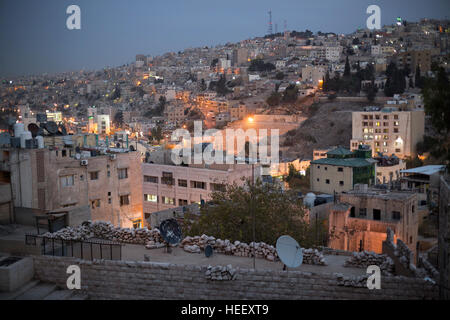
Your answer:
(302, 249), (327, 266)
(180, 235), (278, 262)
(344, 251), (395, 275)
(42, 221), (164, 245)
(205, 265), (237, 281)
(180, 234), (327, 265)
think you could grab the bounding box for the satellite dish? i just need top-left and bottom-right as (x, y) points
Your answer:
(43, 121), (58, 135)
(276, 235), (303, 269)
(205, 244), (213, 258)
(28, 123), (40, 137)
(159, 218), (182, 246)
(75, 153), (81, 160)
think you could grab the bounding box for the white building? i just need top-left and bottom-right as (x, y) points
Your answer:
(325, 46), (342, 62)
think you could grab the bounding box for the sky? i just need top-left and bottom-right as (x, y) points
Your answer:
(0, 0), (449, 77)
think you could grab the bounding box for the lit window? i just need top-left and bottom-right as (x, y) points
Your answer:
(144, 194), (158, 202)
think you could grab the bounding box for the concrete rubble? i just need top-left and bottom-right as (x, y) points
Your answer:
(205, 264), (237, 281)
(344, 251), (395, 275)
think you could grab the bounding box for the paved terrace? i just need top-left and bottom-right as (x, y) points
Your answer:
(121, 243), (366, 276)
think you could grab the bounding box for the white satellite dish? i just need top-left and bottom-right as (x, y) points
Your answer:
(276, 235), (303, 269)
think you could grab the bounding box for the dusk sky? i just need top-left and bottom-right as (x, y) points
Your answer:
(0, 0), (449, 77)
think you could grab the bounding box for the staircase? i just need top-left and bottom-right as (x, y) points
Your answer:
(0, 280), (89, 300)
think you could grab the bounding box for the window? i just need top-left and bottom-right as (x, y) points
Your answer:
(144, 176), (158, 183)
(324, 167), (328, 171)
(191, 181), (206, 189)
(325, 179), (330, 184)
(60, 175), (74, 187)
(210, 183), (226, 192)
(317, 178), (320, 182)
(350, 207), (355, 217)
(118, 168), (128, 180)
(359, 208), (367, 217)
(90, 171), (99, 180)
(392, 211), (401, 220)
(91, 199), (101, 209)
(161, 172), (174, 185)
(62, 150), (67, 157)
(178, 179), (187, 187)
(132, 219), (142, 229)
(144, 194), (158, 202)
(120, 195), (130, 206)
(394, 121), (399, 126)
(178, 199), (188, 206)
(373, 209), (381, 221)
(339, 181), (344, 186)
(394, 128), (399, 133)
(162, 196), (175, 205)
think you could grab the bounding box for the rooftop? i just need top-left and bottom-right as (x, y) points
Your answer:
(311, 157), (373, 167)
(400, 165), (445, 176)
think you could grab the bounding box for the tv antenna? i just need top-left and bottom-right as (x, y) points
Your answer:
(268, 10), (273, 35)
(276, 235), (303, 270)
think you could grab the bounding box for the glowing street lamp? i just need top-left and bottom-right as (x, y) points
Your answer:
(248, 117), (254, 124)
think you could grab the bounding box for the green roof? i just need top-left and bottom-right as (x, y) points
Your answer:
(326, 147), (353, 156)
(311, 157), (373, 167)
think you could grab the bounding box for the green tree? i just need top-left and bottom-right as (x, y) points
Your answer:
(150, 126), (163, 143)
(282, 84), (299, 103)
(266, 92), (281, 106)
(184, 179), (323, 247)
(344, 56), (351, 77)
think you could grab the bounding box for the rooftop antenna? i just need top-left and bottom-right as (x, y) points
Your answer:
(284, 20), (287, 32)
(268, 10), (273, 35)
(276, 235), (303, 271)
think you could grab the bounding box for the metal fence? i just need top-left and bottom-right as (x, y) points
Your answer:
(25, 234), (122, 261)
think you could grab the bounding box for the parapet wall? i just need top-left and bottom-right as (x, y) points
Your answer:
(32, 255), (438, 300)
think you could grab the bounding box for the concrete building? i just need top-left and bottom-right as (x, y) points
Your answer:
(350, 107), (425, 158)
(396, 50), (431, 75)
(374, 154), (406, 185)
(232, 48), (248, 67)
(301, 65), (326, 87)
(325, 46), (342, 62)
(328, 185), (419, 255)
(97, 115), (111, 135)
(310, 146), (376, 195)
(142, 151), (258, 216)
(0, 147), (143, 229)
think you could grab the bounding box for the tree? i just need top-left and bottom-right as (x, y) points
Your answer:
(266, 92), (281, 106)
(184, 179), (324, 247)
(150, 126), (163, 143)
(415, 65), (424, 89)
(113, 111), (124, 127)
(282, 84), (299, 103)
(423, 67), (450, 134)
(344, 56), (351, 77)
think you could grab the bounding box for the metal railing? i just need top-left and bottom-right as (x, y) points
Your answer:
(25, 234), (122, 261)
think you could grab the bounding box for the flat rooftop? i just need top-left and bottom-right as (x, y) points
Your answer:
(121, 244), (366, 276)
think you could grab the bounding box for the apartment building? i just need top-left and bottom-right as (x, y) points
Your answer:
(374, 154), (406, 185)
(301, 65), (326, 87)
(325, 46), (342, 62)
(310, 146), (376, 195)
(97, 114), (111, 135)
(166, 104), (186, 124)
(1, 147), (143, 229)
(395, 50), (431, 75)
(142, 157), (257, 217)
(328, 185), (419, 255)
(350, 107), (425, 158)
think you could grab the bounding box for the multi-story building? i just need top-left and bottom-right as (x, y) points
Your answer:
(328, 184), (419, 255)
(1, 145), (143, 229)
(395, 50), (431, 75)
(232, 48), (248, 67)
(350, 107), (425, 158)
(310, 146), (376, 195)
(325, 46), (342, 62)
(142, 153), (258, 217)
(301, 65), (326, 87)
(374, 154), (406, 185)
(97, 114), (111, 135)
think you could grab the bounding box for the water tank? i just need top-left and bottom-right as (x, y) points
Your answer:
(36, 136), (44, 149)
(14, 123), (25, 137)
(20, 131), (32, 148)
(304, 192), (316, 208)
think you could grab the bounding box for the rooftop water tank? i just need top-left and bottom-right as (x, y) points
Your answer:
(14, 123), (25, 137)
(36, 136), (44, 149)
(20, 131), (32, 148)
(304, 192), (316, 208)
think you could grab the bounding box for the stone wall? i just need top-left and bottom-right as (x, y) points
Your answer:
(32, 255), (438, 300)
